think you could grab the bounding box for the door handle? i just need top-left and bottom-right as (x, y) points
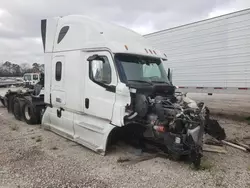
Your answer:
(85, 98), (89, 109)
(57, 107), (64, 118)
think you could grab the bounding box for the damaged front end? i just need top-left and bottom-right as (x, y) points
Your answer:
(123, 84), (225, 168)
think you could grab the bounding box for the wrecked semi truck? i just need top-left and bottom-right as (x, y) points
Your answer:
(144, 8), (250, 95)
(0, 15), (225, 168)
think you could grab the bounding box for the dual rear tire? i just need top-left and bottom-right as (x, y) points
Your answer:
(22, 100), (39, 125)
(12, 98), (39, 125)
(13, 98), (22, 120)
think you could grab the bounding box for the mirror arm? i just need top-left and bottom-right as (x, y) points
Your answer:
(167, 68), (173, 85)
(87, 54), (99, 61)
(87, 54), (105, 62)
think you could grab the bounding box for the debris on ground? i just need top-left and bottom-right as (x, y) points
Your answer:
(226, 138), (250, 152)
(222, 140), (250, 153)
(203, 144), (227, 154)
(35, 136), (42, 143)
(117, 157), (130, 163)
(51, 146), (59, 150)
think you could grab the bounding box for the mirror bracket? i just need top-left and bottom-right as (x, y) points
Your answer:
(87, 54), (104, 62)
(167, 68), (173, 85)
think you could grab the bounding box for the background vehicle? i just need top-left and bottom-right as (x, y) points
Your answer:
(23, 72), (41, 88)
(144, 8), (250, 95)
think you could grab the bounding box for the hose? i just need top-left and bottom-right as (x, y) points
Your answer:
(127, 112), (138, 120)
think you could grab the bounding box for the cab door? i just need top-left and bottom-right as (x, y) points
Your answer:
(73, 51), (118, 153)
(51, 56), (66, 106)
(49, 55), (74, 138)
(83, 51), (117, 120)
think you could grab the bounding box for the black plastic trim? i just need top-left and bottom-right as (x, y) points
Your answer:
(85, 98), (89, 109)
(57, 26), (69, 44)
(55, 61), (62, 81)
(114, 55), (127, 84)
(41, 19), (47, 52)
(90, 76), (116, 93)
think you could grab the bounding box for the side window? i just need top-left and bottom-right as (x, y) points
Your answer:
(57, 26), (69, 44)
(55, 61), (62, 81)
(33, 74), (39, 80)
(24, 75), (31, 81)
(90, 56), (111, 84)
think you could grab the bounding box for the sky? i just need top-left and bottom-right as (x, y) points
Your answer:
(0, 0), (250, 65)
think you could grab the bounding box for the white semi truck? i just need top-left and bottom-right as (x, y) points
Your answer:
(23, 72), (41, 88)
(0, 15), (225, 168)
(144, 8), (250, 95)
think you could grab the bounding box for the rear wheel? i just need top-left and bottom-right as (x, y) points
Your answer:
(22, 100), (38, 125)
(13, 98), (22, 120)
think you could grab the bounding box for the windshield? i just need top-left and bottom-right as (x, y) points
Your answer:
(115, 53), (170, 84)
(23, 74), (31, 81)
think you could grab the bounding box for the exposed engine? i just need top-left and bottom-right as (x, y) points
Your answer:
(124, 85), (225, 168)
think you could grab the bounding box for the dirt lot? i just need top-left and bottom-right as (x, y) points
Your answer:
(0, 104), (250, 188)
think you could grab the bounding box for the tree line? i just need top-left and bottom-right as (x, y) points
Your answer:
(0, 62), (44, 77)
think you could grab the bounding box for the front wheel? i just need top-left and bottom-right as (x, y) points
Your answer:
(22, 100), (38, 125)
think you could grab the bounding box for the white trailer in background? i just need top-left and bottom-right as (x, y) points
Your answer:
(144, 8), (250, 95)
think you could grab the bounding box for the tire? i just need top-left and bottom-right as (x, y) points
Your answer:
(0, 98), (7, 107)
(13, 98), (22, 121)
(39, 108), (45, 124)
(7, 95), (15, 113)
(22, 100), (38, 125)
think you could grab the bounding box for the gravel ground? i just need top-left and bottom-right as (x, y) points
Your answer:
(0, 104), (250, 188)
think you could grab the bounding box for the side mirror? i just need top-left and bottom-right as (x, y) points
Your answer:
(88, 55), (111, 84)
(91, 60), (104, 82)
(167, 68), (173, 84)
